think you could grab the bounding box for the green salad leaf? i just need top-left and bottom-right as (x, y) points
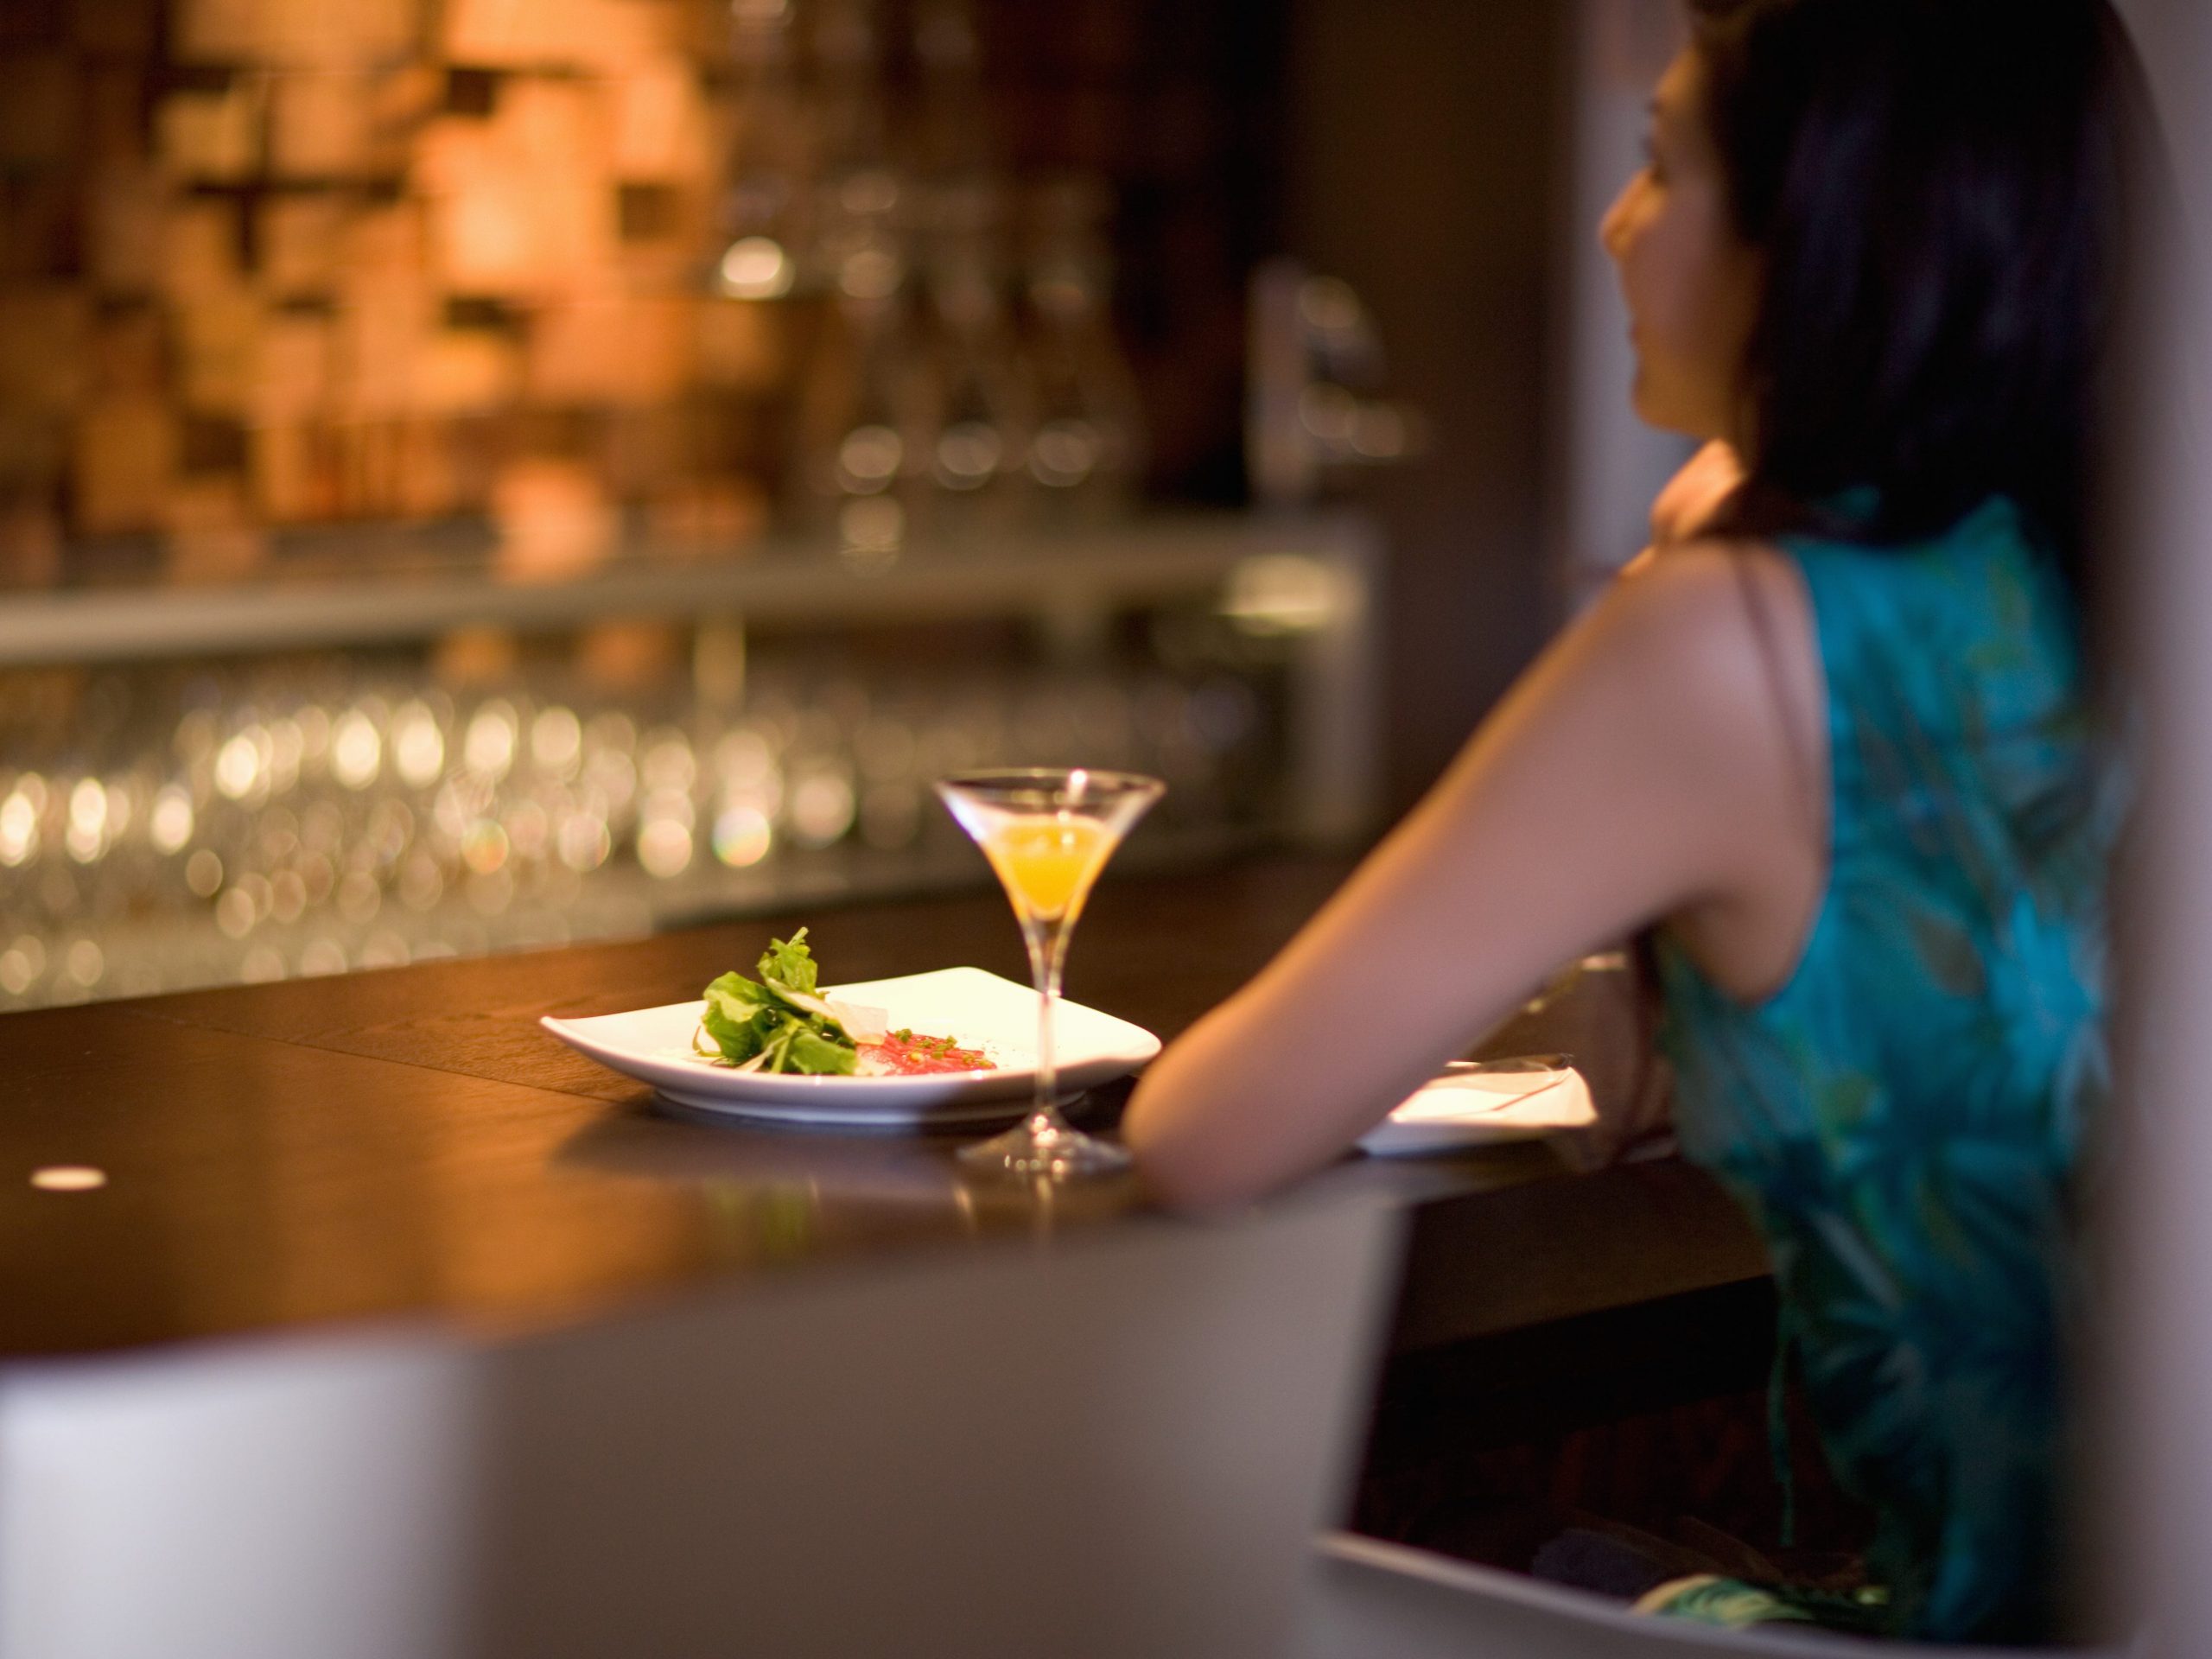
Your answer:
(758, 931), (821, 995)
(695, 928), (858, 1076)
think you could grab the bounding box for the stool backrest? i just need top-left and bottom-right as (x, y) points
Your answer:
(0, 1197), (1401, 1659)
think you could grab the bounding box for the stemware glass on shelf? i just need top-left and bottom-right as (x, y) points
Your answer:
(933, 767), (1163, 1179)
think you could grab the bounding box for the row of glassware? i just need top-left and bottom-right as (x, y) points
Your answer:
(0, 647), (1269, 1008)
(716, 0), (1148, 560)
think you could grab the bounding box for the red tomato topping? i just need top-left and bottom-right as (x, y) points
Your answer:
(861, 1029), (993, 1076)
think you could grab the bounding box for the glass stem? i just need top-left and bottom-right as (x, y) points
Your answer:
(1024, 916), (1072, 1135)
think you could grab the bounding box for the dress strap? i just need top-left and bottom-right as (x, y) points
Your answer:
(1729, 551), (1824, 847)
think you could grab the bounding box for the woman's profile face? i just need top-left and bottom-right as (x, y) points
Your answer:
(1600, 48), (1764, 443)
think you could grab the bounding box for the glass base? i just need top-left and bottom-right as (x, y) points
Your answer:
(960, 1109), (1132, 1179)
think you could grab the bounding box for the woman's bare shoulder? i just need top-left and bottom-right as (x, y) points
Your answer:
(1587, 538), (1814, 708)
(1560, 537), (1825, 845)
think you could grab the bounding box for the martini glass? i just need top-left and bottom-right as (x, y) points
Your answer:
(934, 767), (1163, 1178)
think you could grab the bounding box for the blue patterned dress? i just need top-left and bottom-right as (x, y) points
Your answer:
(1651, 499), (2112, 1643)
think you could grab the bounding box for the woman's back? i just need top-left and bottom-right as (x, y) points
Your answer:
(1655, 499), (2112, 1642)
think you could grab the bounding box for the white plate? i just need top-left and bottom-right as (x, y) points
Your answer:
(1357, 1059), (1596, 1156)
(541, 966), (1162, 1131)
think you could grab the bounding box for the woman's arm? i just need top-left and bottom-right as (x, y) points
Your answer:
(1122, 540), (1821, 1211)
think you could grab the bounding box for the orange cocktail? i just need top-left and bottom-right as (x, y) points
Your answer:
(979, 814), (1112, 925)
(934, 768), (1164, 1179)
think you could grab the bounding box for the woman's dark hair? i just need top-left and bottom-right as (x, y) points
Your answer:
(1688, 0), (2150, 596)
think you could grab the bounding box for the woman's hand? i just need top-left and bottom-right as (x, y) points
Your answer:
(1649, 440), (1746, 547)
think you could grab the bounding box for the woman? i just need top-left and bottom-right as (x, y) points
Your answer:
(1125, 0), (2143, 1642)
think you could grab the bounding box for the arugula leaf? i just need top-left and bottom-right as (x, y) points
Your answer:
(784, 1023), (859, 1075)
(703, 970), (771, 1020)
(696, 931), (859, 1075)
(700, 971), (776, 1063)
(758, 929), (819, 995)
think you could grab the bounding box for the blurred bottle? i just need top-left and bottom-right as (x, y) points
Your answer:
(711, 0), (814, 304)
(793, 166), (929, 569)
(811, 0), (894, 210)
(1018, 178), (1144, 519)
(912, 0), (994, 185)
(1246, 258), (1427, 509)
(918, 178), (1028, 534)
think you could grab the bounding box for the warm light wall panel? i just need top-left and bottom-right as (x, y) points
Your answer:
(73, 398), (180, 535)
(267, 73), (380, 179)
(0, 55), (78, 170)
(175, 0), (419, 68)
(257, 198), (348, 297)
(0, 290), (92, 416)
(527, 291), (694, 407)
(175, 291), (264, 414)
(86, 165), (166, 296)
(157, 84), (264, 181)
(607, 57), (712, 182)
(253, 315), (336, 422)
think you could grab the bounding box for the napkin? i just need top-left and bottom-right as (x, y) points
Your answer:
(1357, 1060), (1596, 1157)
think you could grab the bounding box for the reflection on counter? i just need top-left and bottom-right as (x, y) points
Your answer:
(556, 1102), (1140, 1260)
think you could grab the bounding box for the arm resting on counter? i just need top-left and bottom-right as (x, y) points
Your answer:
(1122, 542), (1821, 1212)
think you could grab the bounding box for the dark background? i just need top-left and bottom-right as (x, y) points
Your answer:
(1283, 0), (1569, 810)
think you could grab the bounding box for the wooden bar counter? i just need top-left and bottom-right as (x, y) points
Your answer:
(0, 854), (1767, 1365)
